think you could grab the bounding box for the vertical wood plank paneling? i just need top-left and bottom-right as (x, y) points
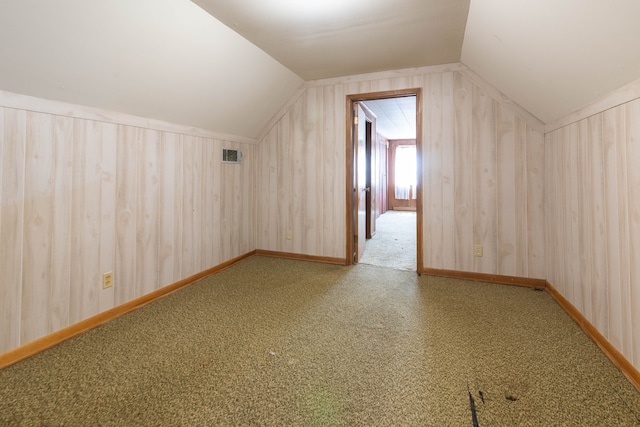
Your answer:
(181, 135), (196, 276)
(201, 139), (214, 268)
(556, 128), (568, 295)
(22, 112), (54, 343)
(332, 84), (347, 258)
(547, 95), (640, 371)
(453, 73), (474, 272)
(260, 129), (276, 250)
(1, 97), (257, 356)
(626, 99), (640, 366)
(230, 141), (243, 260)
(496, 104), (516, 276)
(193, 136), (204, 271)
(159, 132), (178, 287)
(99, 122), (117, 313)
(210, 139), (222, 266)
(544, 132), (556, 286)
(562, 125), (577, 305)
(578, 120), (593, 322)
(588, 115), (608, 334)
(50, 115), (73, 331)
(115, 125), (138, 305)
(136, 129), (160, 296)
(602, 108), (622, 349)
(304, 88), (318, 254)
(280, 110), (292, 252)
(569, 124), (583, 310)
(314, 89), (324, 255)
(513, 118), (527, 276)
(471, 85), (497, 274)
(291, 92), (305, 254)
(70, 119), (103, 323)
(526, 124), (545, 279)
(322, 85), (337, 257)
(439, 72), (456, 270)
(244, 144), (256, 254)
(616, 106), (633, 360)
(0, 108), (26, 353)
(426, 73), (444, 269)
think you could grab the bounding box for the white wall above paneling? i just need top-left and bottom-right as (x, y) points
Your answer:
(462, 0), (640, 124)
(0, 0), (303, 139)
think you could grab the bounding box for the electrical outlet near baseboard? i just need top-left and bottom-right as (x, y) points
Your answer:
(286, 229), (292, 240)
(473, 245), (483, 257)
(103, 272), (113, 289)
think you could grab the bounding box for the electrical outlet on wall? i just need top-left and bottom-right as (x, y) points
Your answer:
(473, 245), (483, 257)
(286, 229), (292, 240)
(103, 272), (113, 289)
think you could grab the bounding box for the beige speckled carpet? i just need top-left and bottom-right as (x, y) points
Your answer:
(360, 210), (417, 271)
(1, 256), (639, 426)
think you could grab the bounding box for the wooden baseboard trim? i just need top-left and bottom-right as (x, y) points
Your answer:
(255, 250), (347, 266)
(0, 251), (255, 370)
(421, 267), (547, 288)
(545, 281), (640, 392)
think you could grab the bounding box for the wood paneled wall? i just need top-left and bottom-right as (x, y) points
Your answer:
(0, 100), (255, 354)
(255, 65), (546, 278)
(545, 96), (640, 369)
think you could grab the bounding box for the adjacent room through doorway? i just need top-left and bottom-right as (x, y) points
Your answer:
(346, 92), (420, 271)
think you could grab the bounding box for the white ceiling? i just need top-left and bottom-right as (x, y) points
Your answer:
(192, 0), (470, 81)
(0, 0), (303, 139)
(1, 0), (640, 139)
(461, 0), (640, 124)
(363, 97), (416, 141)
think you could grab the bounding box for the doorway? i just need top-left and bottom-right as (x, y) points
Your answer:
(345, 89), (422, 272)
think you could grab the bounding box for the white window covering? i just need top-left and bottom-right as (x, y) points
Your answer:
(394, 145), (416, 200)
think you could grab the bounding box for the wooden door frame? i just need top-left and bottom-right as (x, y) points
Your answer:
(345, 89), (423, 271)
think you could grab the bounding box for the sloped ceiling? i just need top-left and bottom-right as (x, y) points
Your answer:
(462, 0), (640, 124)
(0, 0), (303, 139)
(1, 0), (639, 140)
(192, 0), (470, 81)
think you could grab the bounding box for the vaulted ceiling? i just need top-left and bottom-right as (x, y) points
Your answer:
(1, 0), (639, 139)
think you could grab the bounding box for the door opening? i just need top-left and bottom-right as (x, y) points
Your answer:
(345, 89), (422, 272)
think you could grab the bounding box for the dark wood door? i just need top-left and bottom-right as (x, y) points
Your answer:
(356, 103), (367, 261)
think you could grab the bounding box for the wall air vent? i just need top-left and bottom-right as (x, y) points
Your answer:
(222, 148), (242, 164)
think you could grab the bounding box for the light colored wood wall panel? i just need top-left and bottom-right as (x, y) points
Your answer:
(202, 140), (216, 268)
(425, 73), (444, 269)
(256, 68), (545, 278)
(440, 72), (456, 270)
(586, 115), (608, 335)
(51, 115), (74, 330)
(471, 85), (498, 275)
(0, 98), (255, 355)
(626, 99), (640, 367)
(22, 112), (54, 343)
(115, 125), (139, 306)
(526, 125), (545, 279)
(136, 129), (160, 296)
(0, 108), (26, 352)
(496, 105), (517, 276)
(99, 122), (117, 314)
(578, 120), (593, 322)
(158, 133), (181, 287)
(610, 105), (633, 358)
(71, 119), (103, 323)
(546, 91), (640, 375)
(452, 72), (474, 272)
